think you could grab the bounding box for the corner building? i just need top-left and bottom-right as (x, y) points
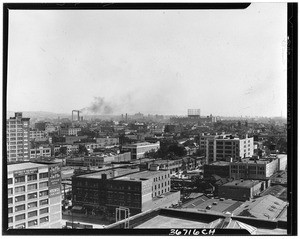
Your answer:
(7, 162), (62, 229)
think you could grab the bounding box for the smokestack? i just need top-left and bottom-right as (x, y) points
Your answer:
(77, 111), (80, 121)
(126, 113), (128, 123)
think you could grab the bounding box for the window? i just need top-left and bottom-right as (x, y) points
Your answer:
(15, 186), (25, 193)
(15, 214), (26, 221)
(39, 172), (48, 179)
(15, 176), (25, 184)
(40, 207), (49, 215)
(39, 181), (48, 188)
(28, 219), (38, 227)
(28, 210), (37, 218)
(40, 216), (49, 224)
(15, 204), (25, 212)
(8, 188), (13, 195)
(8, 217), (13, 223)
(8, 198), (13, 204)
(28, 192), (37, 200)
(28, 201), (37, 209)
(15, 195), (25, 203)
(39, 190), (48, 197)
(8, 178), (13, 184)
(40, 199), (48, 206)
(27, 174), (37, 181)
(28, 183), (37, 191)
(8, 207), (13, 214)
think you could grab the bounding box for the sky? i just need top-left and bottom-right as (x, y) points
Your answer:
(7, 3), (287, 117)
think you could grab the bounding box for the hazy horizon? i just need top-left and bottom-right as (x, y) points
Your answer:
(7, 3), (287, 117)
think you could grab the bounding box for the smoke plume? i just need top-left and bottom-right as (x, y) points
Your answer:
(81, 97), (114, 114)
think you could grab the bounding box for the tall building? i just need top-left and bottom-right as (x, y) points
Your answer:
(6, 112), (30, 162)
(7, 162), (62, 229)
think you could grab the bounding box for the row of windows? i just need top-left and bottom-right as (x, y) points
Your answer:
(8, 182), (48, 195)
(9, 191), (49, 204)
(153, 174), (169, 182)
(8, 199), (48, 211)
(9, 216), (49, 227)
(9, 172), (49, 184)
(154, 181), (169, 190)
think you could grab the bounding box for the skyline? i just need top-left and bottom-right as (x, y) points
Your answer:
(7, 3), (287, 117)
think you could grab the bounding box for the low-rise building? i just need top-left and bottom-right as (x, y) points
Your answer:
(122, 142), (160, 160)
(30, 130), (48, 142)
(218, 179), (266, 201)
(96, 137), (119, 147)
(30, 147), (51, 159)
(60, 127), (81, 136)
(72, 167), (180, 218)
(230, 157), (279, 180)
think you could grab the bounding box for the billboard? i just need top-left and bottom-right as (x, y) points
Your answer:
(48, 164), (61, 198)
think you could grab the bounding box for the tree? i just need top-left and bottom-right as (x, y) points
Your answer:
(59, 147), (68, 155)
(78, 145), (89, 155)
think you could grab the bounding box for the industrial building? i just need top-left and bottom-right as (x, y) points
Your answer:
(96, 137), (119, 147)
(7, 162), (62, 229)
(6, 112), (30, 162)
(122, 142), (160, 160)
(218, 179), (266, 201)
(59, 127), (81, 136)
(199, 134), (254, 164)
(229, 157), (279, 180)
(72, 166), (180, 219)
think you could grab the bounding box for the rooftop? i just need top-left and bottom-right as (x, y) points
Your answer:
(123, 142), (159, 147)
(222, 180), (261, 188)
(182, 196), (243, 214)
(135, 215), (207, 228)
(116, 170), (167, 181)
(209, 161), (230, 166)
(233, 195), (288, 221)
(77, 167), (137, 179)
(8, 162), (48, 173)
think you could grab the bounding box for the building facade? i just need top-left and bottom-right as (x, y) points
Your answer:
(96, 137), (119, 147)
(30, 130), (48, 142)
(30, 147), (52, 159)
(72, 167), (180, 219)
(218, 179), (265, 201)
(7, 162), (62, 229)
(200, 134), (254, 164)
(122, 142), (160, 160)
(7, 112), (30, 162)
(230, 157), (279, 180)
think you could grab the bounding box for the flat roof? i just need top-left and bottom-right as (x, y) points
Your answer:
(8, 162), (48, 173)
(209, 161), (230, 166)
(182, 198), (243, 214)
(222, 180), (260, 188)
(77, 167), (136, 179)
(123, 142), (159, 147)
(135, 215), (208, 228)
(116, 170), (166, 181)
